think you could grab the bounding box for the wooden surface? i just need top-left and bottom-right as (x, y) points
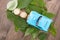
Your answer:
(0, 0), (60, 40)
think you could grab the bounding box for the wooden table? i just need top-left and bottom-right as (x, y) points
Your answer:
(0, 0), (60, 40)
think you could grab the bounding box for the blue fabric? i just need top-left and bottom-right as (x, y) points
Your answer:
(27, 11), (53, 31)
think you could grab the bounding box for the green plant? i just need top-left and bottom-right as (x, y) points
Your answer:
(6, 0), (56, 40)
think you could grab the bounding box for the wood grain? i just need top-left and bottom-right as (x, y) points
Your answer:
(0, 0), (60, 40)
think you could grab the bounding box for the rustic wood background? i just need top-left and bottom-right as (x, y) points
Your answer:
(0, 0), (60, 40)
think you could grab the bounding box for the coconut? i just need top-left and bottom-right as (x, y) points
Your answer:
(13, 8), (21, 15)
(20, 11), (27, 18)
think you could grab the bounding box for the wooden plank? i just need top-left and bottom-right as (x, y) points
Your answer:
(46, 0), (60, 40)
(0, 0), (60, 40)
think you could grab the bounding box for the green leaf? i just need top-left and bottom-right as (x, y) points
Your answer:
(30, 37), (35, 40)
(24, 0), (47, 14)
(24, 27), (39, 40)
(24, 27), (34, 36)
(31, 27), (39, 39)
(17, 0), (32, 9)
(42, 12), (55, 19)
(25, 7), (31, 14)
(6, 10), (28, 32)
(31, 0), (46, 8)
(49, 23), (56, 36)
(28, 4), (45, 14)
(31, 30), (39, 39)
(38, 32), (48, 40)
(7, 0), (18, 10)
